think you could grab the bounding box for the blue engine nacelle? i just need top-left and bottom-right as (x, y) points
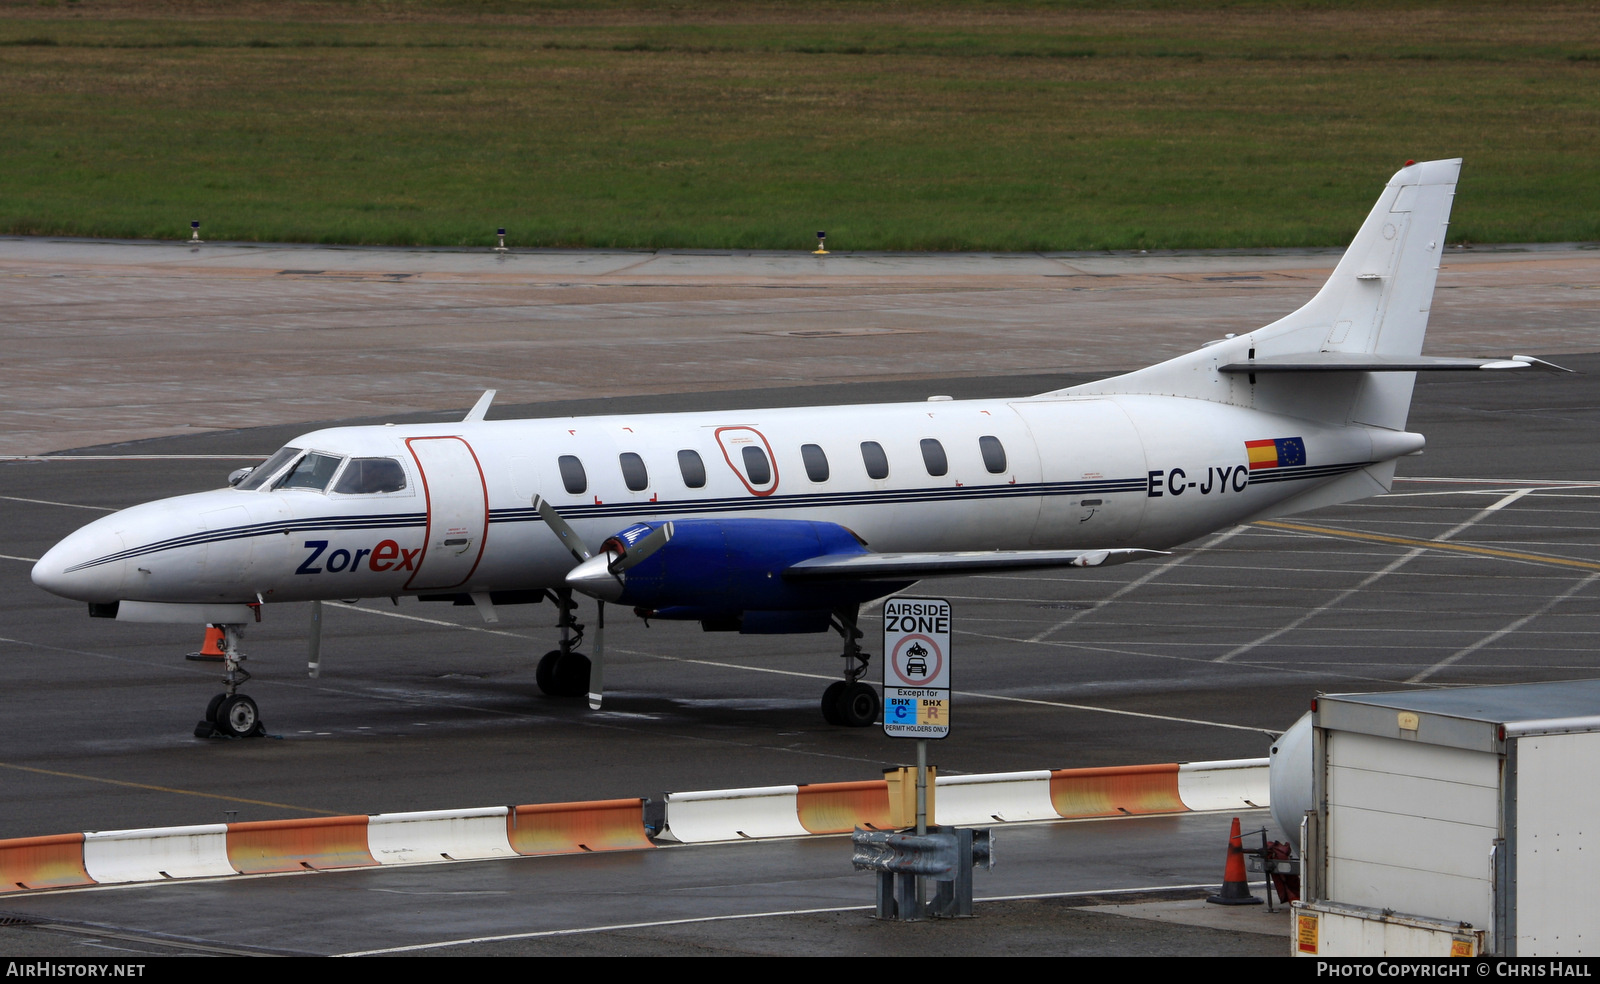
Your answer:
(602, 518), (908, 631)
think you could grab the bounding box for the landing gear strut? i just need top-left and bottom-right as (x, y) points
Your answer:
(822, 606), (881, 727)
(193, 624), (265, 738)
(535, 589), (591, 698)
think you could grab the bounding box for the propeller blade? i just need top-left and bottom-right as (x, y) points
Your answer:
(533, 495), (593, 563)
(587, 600), (605, 710)
(307, 599), (323, 678)
(608, 521), (674, 573)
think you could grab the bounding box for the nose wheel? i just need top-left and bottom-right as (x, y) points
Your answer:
(822, 606), (880, 727)
(822, 680), (881, 727)
(535, 589), (592, 698)
(536, 649), (591, 697)
(192, 623), (267, 739)
(200, 693), (263, 738)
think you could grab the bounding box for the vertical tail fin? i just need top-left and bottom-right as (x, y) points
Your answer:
(1277, 158), (1459, 361)
(1055, 159), (1461, 431)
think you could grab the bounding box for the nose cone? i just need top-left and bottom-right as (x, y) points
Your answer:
(32, 522), (127, 603)
(565, 554), (624, 603)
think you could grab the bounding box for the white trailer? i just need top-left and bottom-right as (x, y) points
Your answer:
(1288, 679), (1600, 957)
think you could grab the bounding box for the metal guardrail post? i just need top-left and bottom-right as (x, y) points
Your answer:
(853, 825), (993, 921)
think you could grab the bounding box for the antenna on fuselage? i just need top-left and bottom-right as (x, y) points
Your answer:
(463, 389), (497, 422)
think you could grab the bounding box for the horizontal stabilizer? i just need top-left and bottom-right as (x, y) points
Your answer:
(1219, 353), (1574, 374)
(783, 547), (1166, 581)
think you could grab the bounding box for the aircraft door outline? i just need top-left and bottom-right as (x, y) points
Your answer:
(403, 436), (490, 591)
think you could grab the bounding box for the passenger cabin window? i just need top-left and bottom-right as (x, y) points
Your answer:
(619, 452), (649, 492)
(236, 446), (303, 491)
(860, 441), (889, 480)
(274, 451), (344, 492)
(678, 449), (706, 489)
(558, 455), (587, 495)
(979, 435), (1007, 474)
(742, 446), (772, 485)
(333, 457), (408, 494)
(920, 439), (948, 477)
(801, 444), (829, 483)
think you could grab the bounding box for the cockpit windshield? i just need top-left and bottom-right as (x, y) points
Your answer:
(274, 451), (346, 492)
(235, 446), (302, 491)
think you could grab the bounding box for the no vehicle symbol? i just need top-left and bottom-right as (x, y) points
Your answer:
(890, 634), (944, 686)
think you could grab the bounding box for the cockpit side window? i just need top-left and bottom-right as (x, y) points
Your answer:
(274, 451), (345, 492)
(332, 457), (408, 495)
(236, 446), (303, 491)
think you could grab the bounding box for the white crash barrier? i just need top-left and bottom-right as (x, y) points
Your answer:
(934, 771), (1057, 825)
(662, 785), (808, 843)
(82, 824), (235, 883)
(1176, 759), (1270, 812)
(365, 806), (517, 865)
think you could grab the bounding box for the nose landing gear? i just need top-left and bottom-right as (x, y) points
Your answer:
(822, 607), (881, 728)
(192, 624), (266, 738)
(535, 589), (591, 698)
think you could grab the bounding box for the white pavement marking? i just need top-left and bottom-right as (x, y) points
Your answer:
(0, 554), (40, 563)
(332, 602), (1272, 735)
(1396, 477), (1600, 487)
(1215, 488), (1536, 663)
(336, 882), (1222, 955)
(326, 601), (539, 641)
(0, 494), (116, 512)
(640, 653), (1275, 734)
(1435, 486), (1534, 540)
(1405, 571), (1600, 685)
(1213, 548), (1426, 664)
(1028, 526), (1248, 643)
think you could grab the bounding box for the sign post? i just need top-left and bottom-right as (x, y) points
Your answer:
(882, 596), (951, 917)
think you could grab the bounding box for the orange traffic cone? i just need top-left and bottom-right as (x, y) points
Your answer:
(1206, 816), (1262, 906)
(185, 624), (226, 663)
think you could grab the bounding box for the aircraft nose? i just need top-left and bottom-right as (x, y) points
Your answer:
(32, 526), (126, 603)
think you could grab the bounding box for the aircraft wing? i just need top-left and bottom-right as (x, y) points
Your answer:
(782, 547), (1166, 581)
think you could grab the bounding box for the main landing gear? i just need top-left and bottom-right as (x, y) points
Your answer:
(529, 592), (880, 727)
(191, 624), (266, 739)
(822, 607), (881, 728)
(535, 589), (591, 698)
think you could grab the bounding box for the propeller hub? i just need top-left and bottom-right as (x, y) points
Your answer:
(566, 553), (625, 602)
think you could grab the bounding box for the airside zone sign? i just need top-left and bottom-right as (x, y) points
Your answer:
(882, 597), (951, 739)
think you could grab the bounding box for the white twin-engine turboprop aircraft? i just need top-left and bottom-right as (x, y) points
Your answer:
(31, 159), (1566, 737)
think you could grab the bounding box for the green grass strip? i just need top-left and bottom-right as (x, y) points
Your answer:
(2, 1), (1597, 250)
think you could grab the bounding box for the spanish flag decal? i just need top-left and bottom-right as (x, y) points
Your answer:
(1246, 437), (1307, 470)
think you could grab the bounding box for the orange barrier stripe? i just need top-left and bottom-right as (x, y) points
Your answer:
(225, 815), (377, 874)
(0, 833), (92, 893)
(507, 799), (652, 856)
(1049, 764), (1185, 818)
(796, 780), (893, 834)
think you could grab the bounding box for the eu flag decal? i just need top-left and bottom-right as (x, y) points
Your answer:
(1245, 437), (1306, 470)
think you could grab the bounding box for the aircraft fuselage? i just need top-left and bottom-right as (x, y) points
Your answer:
(32, 392), (1420, 609)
